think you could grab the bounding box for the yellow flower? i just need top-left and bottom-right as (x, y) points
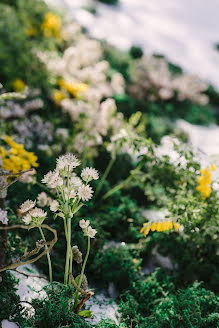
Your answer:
(58, 79), (89, 99)
(196, 166), (214, 199)
(13, 79), (26, 92)
(141, 219), (180, 238)
(210, 164), (216, 171)
(174, 222), (180, 230)
(41, 12), (61, 40)
(0, 136), (38, 174)
(53, 89), (67, 105)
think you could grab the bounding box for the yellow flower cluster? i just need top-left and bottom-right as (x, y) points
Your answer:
(0, 136), (38, 173)
(13, 79), (26, 92)
(53, 89), (67, 105)
(141, 220), (180, 237)
(41, 12), (61, 39)
(58, 79), (89, 99)
(196, 165), (216, 199)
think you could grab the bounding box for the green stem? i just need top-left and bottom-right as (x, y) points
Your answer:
(103, 174), (132, 200)
(68, 246), (73, 285)
(63, 218), (68, 241)
(39, 226), (53, 283)
(102, 163), (143, 200)
(94, 158), (115, 199)
(64, 217), (71, 285)
(73, 237), (90, 308)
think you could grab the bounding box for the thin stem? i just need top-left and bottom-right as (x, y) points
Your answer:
(68, 245), (73, 285)
(73, 237), (90, 308)
(39, 226), (53, 283)
(102, 174), (132, 200)
(63, 218), (68, 240)
(78, 237), (90, 288)
(94, 158), (115, 199)
(64, 217), (71, 285)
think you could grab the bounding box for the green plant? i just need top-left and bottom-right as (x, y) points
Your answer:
(13, 283), (92, 328)
(92, 245), (140, 292)
(0, 3), (50, 90)
(143, 282), (219, 328)
(0, 272), (20, 321)
(129, 46), (143, 59)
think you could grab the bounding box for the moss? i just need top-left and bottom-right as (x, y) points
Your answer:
(119, 275), (219, 328)
(14, 283), (92, 328)
(95, 319), (121, 327)
(143, 282), (219, 328)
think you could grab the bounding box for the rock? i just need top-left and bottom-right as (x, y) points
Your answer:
(1, 320), (19, 328)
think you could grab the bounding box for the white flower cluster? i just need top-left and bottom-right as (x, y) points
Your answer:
(81, 167), (99, 183)
(107, 127), (146, 160)
(129, 55), (209, 105)
(61, 97), (123, 156)
(41, 154), (98, 209)
(19, 199), (47, 225)
(39, 22), (125, 157)
(0, 209), (8, 225)
(37, 192), (53, 207)
(79, 219), (97, 238)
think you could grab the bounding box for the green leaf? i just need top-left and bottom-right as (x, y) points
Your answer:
(78, 310), (94, 318)
(75, 275), (81, 285)
(56, 212), (65, 219)
(72, 203), (84, 214)
(24, 266), (35, 273)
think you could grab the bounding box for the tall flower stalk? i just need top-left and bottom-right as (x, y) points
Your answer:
(41, 154), (98, 285)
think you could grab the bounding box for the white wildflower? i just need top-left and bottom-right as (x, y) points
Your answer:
(42, 170), (63, 188)
(81, 167), (99, 183)
(87, 226), (97, 238)
(56, 153), (80, 172)
(69, 176), (83, 188)
(50, 200), (59, 212)
(20, 200), (36, 214)
(64, 187), (76, 200)
(56, 128), (68, 140)
(47, 197), (53, 206)
(0, 209), (8, 225)
(78, 184), (93, 201)
(37, 192), (48, 207)
(19, 169), (36, 184)
(79, 219), (90, 229)
(29, 208), (47, 219)
(23, 213), (32, 225)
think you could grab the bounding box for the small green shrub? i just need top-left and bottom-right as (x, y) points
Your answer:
(0, 272), (20, 321)
(129, 46), (143, 59)
(14, 283), (92, 328)
(92, 245), (140, 291)
(144, 282), (219, 328)
(120, 277), (219, 328)
(119, 268), (175, 326)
